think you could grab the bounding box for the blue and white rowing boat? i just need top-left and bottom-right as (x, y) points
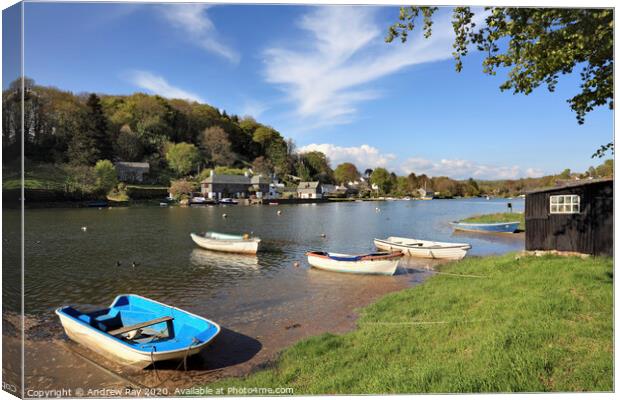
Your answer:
(56, 294), (220, 368)
(450, 221), (520, 233)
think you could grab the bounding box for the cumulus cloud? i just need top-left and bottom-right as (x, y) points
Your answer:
(297, 143), (396, 170)
(263, 7), (458, 127)
(401, 157), (545, 180)
(159, 4), (239, 63)
(128, 70), (204, 103)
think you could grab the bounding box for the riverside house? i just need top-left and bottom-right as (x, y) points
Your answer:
(297, 181), (323, 199)
(114, 162), (150, 183)
(201, 170), (271, 200)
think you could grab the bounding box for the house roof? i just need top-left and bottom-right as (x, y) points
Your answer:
(202, 174), (250, 184)
(251, 175), (270, 184)
(297, 181), (320, 190)
(115, 162), (150, 171)
(526, 178), (613, 195)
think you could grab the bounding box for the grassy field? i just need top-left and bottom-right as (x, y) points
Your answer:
(462, 212), (526, 231)
(205, 254), (612, 394)
(3, 163), (68, 190)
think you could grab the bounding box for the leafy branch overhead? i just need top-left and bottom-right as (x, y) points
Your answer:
(386, 7), (613, 129)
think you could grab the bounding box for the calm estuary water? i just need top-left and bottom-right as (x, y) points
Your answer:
(3, 198), (525, 390)
(6, 198), (524, 317)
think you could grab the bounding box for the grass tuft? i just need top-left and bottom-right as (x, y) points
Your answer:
(462, 212), (525, 230)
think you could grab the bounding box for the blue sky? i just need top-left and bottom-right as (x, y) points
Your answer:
(7, 3), (614, 179)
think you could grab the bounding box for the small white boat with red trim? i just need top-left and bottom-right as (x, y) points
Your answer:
(305, 250), (403, 275)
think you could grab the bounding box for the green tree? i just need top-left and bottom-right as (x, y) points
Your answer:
(68, 128), (98, 165)
(387, 7), (613, 155)
(334, 162), (361, 184)
(85, 94), (113, 160)
(115, 125), (144, 161)
(299, 151), (334, 183)
(559, 168), (572, 179)
(93, 160), (118, 193)
(594, 159), (613, 177)
(165, 142), (201, 176)
(370, 168), (392, 194)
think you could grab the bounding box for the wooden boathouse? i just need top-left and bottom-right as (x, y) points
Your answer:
(525, 179), (613, 256)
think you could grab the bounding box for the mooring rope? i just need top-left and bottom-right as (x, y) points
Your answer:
(363, 318), (492, 326)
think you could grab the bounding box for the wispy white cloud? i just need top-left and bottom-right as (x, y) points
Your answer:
(263, 7), (458, 127)
(128, 70), (204, 103)
(298, 141), (545, 180)
(159, 4), (239, 63)
(239, 100), (269, 119)
(297, 143), (396, 170)
(401, 157), (545, 180)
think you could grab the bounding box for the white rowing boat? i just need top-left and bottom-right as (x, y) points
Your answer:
(306, 251), (403, 275)
(190, 231), (261, 254)
(374, 236), (471, 260)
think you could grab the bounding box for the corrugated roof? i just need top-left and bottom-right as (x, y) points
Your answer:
(526, 178), (613, 194)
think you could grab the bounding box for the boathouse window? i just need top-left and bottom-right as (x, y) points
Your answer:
(549, 194), (580, 214)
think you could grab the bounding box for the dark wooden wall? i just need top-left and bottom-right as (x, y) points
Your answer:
(525, 180), (613, 256)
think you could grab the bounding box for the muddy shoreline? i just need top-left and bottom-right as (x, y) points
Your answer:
(4, 262), (439, 396)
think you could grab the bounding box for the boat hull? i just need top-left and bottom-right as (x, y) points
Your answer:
(451, 221), (520, 233)
(190, 233), (260, 254)
(56, 295), (220, 368)
(374, 237), (471, 260)
(306, 252), (401, 275)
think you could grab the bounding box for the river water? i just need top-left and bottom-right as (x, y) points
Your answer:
(3, 198), (524, 392)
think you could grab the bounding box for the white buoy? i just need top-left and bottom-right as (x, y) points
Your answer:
(277, 210), (282, 215)
(81, 226), (87, 232)
(320, 233), (326, 238)
(375, 207), (380, 212)
(222, 213), (228, 218)
(293, 261), (300, 268)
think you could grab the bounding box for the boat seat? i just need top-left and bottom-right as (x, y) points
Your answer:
(107, 316), (174, 337)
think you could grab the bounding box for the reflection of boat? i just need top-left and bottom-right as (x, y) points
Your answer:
(374, 237), (471, 260)
(87, 200), (108, 208)
(450, 221), (520, 233)
(190, 196), (217, 205)
(190, 232), (261, 254)
(306, 251), (402, 275)
(55, 294), (220, 368)
(190, 248), (259, 269)
(219, 198), (238, 205)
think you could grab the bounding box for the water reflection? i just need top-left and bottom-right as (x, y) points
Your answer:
(190, 248), (260, 270)
(13, 198), (523, 315)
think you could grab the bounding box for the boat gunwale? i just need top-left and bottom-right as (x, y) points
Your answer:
(374, 238), (472, 250)
(305, 250), (403, 261)
(191, 233), (261, 244)
(55, 294), (221, 356)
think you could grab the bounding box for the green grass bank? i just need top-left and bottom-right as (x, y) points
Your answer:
(205, 254), (612, 394)
(462, 212), (526, 231)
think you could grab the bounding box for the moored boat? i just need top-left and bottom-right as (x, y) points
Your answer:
(374, 236), (471, 260)
(450, 221), (520, 233)
(190, 231), (261, 254)
(306, 251), (403, 275)
(219, 198), (238, 205)
(55, 294), (220, 368)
